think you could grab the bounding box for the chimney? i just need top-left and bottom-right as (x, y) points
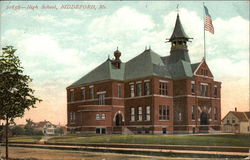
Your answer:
(235, 107), (237, 112)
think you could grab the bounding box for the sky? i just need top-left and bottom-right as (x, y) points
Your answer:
(0, 1), (249, 125)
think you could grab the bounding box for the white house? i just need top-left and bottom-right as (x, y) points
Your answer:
(36, 120), (56, 135)
(222, 108), (250, 133)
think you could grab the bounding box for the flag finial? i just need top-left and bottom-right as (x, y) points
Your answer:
(176, 4), (179, 13)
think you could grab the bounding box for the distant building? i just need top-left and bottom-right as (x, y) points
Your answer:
(67, 13), (221, 134)
(222, 108), (250, 133)
(35, 120), (56, 135)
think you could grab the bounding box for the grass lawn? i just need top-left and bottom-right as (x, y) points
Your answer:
(47, 134), (250, 147)
(7, 134), (250, 147)
(8, 136), (42, 143)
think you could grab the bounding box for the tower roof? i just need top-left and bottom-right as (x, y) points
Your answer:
(168, 14), (191, 41)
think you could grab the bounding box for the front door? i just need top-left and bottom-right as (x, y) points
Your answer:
(115, 114), (122, 126)
(200, 111), (209, 125)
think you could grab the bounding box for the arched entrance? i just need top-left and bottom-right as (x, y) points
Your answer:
(113, 111), (124, 134)
(115, 114), (123, 126)
(200, 111), (209, 133)
(200, 111), (209, 125)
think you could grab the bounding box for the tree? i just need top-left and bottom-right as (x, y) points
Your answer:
(55, 127), (64, 135)
(11, 126), (25, 136)
(0, 46), (42, 159)
(25, 118), (34, 126)
(24, 118), (35, 135)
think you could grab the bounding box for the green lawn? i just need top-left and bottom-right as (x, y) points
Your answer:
(7, 134), (250, 147)
(47, 134), (250, 147)
(9, 136), (42, 143)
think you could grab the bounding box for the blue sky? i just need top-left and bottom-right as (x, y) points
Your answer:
(0, 1), (249, 125)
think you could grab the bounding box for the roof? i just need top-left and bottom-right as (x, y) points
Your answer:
(36, 121), (52, 128)
(125, 49), (171, 80)
(191, 62), (200, 72)
(68, 59), (125, 87)
(168, 14), (191, 41)
(68, 48), (200, 87)
(244, 112), (250, 119)
(223, 111), (250, 122)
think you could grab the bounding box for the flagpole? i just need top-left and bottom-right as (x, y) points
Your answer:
(203, 2), (206, 61)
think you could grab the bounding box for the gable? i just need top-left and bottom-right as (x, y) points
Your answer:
(222, 112), (239, 122)
(193, 60), (214, 78)
(222, 111), (249, 122)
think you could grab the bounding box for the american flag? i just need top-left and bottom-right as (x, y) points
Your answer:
(204, 6), (214, 34)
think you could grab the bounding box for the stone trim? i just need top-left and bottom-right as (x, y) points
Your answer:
(77, 110), (111, 112)
(68, 94), (220, 104)
(97, 91), (106, 94)
(159, 80), (168, 83)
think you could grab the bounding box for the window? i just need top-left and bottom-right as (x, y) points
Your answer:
(96, 114), (100, 120)
(70, 112), (75, 124)
(138, 106), (142, 121)
(96, 128), (100, 134)
(192, 106), (195, 120)
(136, 83), (142, 96)
(166, 106), (170, 120)
(191, 81), (195, 94)
(146, 106), (150, 121)
(214, 86), (217, 97)
(162, 128), (167, 134)
(96, 128), (106, 134)
(117, 85), (121, 97)
(232, 118), (235, 123)
(130, 84), (134, 97)
(178, 112), (182, 121)
(200, 84), (208, 96)
(101, 113), (106, 120)
(70, 90), (74, 102)
(159, 82), (168, 95)
(227, 118), (230, 123)
(130, 107), (135, 121)
(159, 105), (169, 120)
(81, 88), (85, 100)
(201, 69), (208, 76)
(214, 107), (218, 120)
(144, 82), (150, 95)
(98, 93), (105, 105)
(90, 87), (94, 99)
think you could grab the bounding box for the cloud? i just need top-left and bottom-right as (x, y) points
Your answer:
(32, 15), (83, 27)
(89, 6), (155, 34)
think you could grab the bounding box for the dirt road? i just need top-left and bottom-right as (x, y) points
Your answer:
(0, 147), (214, 160)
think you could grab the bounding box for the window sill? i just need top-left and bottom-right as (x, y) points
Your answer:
(158, 120), (169, 121)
